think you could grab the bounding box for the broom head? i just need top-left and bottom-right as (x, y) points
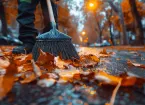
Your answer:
(32, 28), (79, 61)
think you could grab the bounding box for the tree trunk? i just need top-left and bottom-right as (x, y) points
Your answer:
(119, 7), (128, 45)
(109, 24), (114, 45)
(107, 1), (128, 45)
(0, 2), (8, 36)
(129, 0), (144, 45)
(99, 31), (102, 43)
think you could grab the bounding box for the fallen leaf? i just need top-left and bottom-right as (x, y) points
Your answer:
(99, 49), (108, 54)
(121, 77), (137, 87)
(36, 49), (55, 71)
(106, 79), (122, 105)
(116, 58), (121, 61)
(127, 60), (145, 68)
(31, 60), (42, 77)
(17, 63), (33, 73)
(88, 54), (100, 62)
(0, 68), (6, 75)
(3, 51), (12, 56)
(55, 67), (80, 82)
(0, 58), (10, 68)
(37, 79), (56, 87)
(14, 54), (32, 66)
(79, 54), (99, 68)
(54, 56), (69, 69)
(57, 78), (68, 84)
(95, 71), (122, 86)
(47, 73), (59, 80)
(20, 72), (36, 84)
(0, 59), (17, 100)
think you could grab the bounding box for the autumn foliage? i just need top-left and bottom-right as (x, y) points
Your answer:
(0, 46), (145, 105)
(111, 0), (145, 31)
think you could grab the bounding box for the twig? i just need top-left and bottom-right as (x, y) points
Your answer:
(106, 79), (122, 105)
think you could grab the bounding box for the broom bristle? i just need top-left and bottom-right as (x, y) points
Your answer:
(32, 28), (79, 61)
(32, 40), (79, 61)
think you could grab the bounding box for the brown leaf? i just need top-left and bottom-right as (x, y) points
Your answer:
(37, 79), (56, 88)
(127, 60), (145, 68)
(14, 54), (32, 66)
(31, 60), (42, 77)
(99, 49), (108, 54)
(78, 54), (99, 68)
(3, 51), (12, 56)
(20, 72), (36, 84)
(0, 59), (17, 100)
(17, 63), (33, 73)
(121, 77), (137, 87)
(95, 71), (122, 86)
(36, 49), (55, 71)
(0, 57), (10, 68)
(88, 54), (100, 62)
(54, 56), (70, 69)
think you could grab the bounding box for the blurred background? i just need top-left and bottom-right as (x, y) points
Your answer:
(0, 0), (145, 46)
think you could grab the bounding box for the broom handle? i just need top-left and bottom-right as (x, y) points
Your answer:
(46, 0), (56, 25)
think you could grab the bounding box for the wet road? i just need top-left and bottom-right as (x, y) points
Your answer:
(1, 47), (145, 105)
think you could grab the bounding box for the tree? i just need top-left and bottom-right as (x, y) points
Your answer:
(106, 9), (115, 45)
(128, 0), (144, 45)
(95, 15), (104, 43)
(0, 1), (8, 36)
(105, 0), (128, 45)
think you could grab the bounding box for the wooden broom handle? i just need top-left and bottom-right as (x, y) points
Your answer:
(46, 0), (56, 23)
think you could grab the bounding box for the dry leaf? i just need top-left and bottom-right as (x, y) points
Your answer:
(127, 60), (145, 68)
(36, 49), (55, 71)
(37, 79), (56, 87)
(88, 54), (100, 62)
(54, 56), (69, 69)
(121, 77), (136, 86)
(79, 54), (99, 68)
(106, 79), (122, 105)
(0, 68), (6, 75)
(14, 54), (32, 66)
(0, 60), (17, 100)
(3, 51), (12, 56)
(0, 58), (10, 68)
(95, 71), (122, 86)
(47, 73), (59, 80)
(17, 63), (33, 73)
(99, 49), (108, 54)
(32, 60), (42, 77)
(20, 72), (36, 84)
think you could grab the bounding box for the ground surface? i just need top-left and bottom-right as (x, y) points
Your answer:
(0, 46), (145, 105)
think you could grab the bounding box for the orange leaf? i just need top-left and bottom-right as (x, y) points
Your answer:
(0, 59), (17, 100)
(95, 71), (122, 86)
(54, 56), (69, 69)
(99, 49), (108, 54)
(36, 49), (55, 71)
(0, 58), (10, 68)
(14, 54), (32, 66)
(32, 60), (42, 77)
(121, 77), (136, 87)
(3, 51), (12, 56)
(127, 60), (145, 69)
(17, 63), (33, 73)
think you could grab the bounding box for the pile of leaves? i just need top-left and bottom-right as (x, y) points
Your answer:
(0, 47), (145, 105)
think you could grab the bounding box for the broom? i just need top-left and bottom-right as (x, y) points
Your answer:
(32, 0), (79, 61)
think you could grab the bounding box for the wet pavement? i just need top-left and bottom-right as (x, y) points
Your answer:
(0, 47), (145, 105)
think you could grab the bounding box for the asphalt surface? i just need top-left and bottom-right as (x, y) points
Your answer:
(0, 48), (145, 105)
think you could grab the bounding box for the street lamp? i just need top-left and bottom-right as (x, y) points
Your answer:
(89, 3), (95, 7)
(87, 2), (97, 10)
(81, 31), (86, 36)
